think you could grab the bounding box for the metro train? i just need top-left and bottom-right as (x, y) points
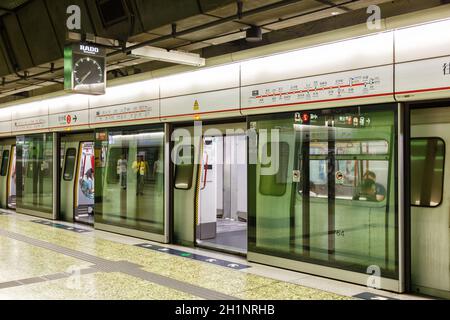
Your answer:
(0, 9), (450, 299)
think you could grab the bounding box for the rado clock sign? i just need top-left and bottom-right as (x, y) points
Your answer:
(64, 43), (106, 95)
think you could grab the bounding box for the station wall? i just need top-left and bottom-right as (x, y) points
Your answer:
(0, 18), (449, 137)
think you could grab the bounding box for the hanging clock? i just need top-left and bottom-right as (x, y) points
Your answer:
(65, 43), (106, 95)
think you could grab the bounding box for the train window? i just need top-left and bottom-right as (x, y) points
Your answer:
(1, 150), (9, 176)
(336, 140), (389, 155)
(309, 140), (388, 156)
(411, 138), (445, 207)
(303, 161), (389, 201)
(259, 142), (290, 196)
(63, 148), (77, 181)
(174, 145), (194, 190)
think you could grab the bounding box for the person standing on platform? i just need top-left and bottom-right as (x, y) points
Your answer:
(117, 154), (128, 190)
(132, 155), (149, 196)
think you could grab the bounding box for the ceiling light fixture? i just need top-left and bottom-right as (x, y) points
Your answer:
(129, 46), (205, 67)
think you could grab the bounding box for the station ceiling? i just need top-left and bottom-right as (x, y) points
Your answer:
(0, 0), (446, 103)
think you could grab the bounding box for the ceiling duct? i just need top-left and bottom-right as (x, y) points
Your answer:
(96, 0), (129, 28)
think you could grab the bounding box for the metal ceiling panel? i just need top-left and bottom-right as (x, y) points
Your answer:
(200, 30), (248, 46)
(148, 37), (192, 49)
(0, 39), (12, 75)
(0, 1), (28, 16)
(162, 14), (219, 33)
(144, 24), (175, 37)
(180, 21), (245, 42)
(135, 0), (201, 31)
(17, 0), (62, 65)
(2, 13), (33, 70)
(241, 0), (284, 12)
(0, 0), (29, 10)
(341, 0), (394, 10)
(45, 0), (96, 50)
(84, 0), (144, 41)
(240, 0), (329, 26)
(151, 15), (219, 35)
(198, 0), (236, 12)
(265, 5), (347, 30)
(128, 32), (162, 43)
(175, 41), (212, 52)
(207, 0), (279, 18)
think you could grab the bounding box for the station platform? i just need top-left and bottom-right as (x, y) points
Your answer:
(0, 210), (426, 300)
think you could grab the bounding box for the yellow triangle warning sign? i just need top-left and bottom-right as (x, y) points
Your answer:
(193, 100), (200, 111)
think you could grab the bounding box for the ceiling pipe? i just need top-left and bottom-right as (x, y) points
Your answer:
(1, 66), (64, 87)
(0, 0), (360, 93)
(168, 0), (360, 50)
(3, 0), (305, 89)
(107, 0), (304, 57)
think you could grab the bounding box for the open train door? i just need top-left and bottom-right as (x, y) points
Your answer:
(172, 122), (248, 253)
(0, 139), (15, 210)
(60, 133), (95, 224)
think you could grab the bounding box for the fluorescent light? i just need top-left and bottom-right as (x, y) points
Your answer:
(130, 46), (206, 67)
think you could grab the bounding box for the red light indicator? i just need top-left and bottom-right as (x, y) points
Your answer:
(301, 113), (310, 123)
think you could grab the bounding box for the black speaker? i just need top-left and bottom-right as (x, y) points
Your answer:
(246, 26), (262, 42)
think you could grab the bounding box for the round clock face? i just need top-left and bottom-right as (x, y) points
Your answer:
(73, 57), (104, 85)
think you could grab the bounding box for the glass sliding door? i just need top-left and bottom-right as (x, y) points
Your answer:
(248, 104), (398, 280)
(8, 146), (16, 209)
(95, 125), (166, 241)
(16, 134), (54, 218)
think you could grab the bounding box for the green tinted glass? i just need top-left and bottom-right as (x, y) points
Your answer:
(259, 142), (290, 196)
(248, 104), (398, 278)
(174, 145), (194, 190)
(1, 150), (9, 176)
(16, 134), (54, 214)
(95, 125), (165, 234)
(63, 148), (76, 181)
(411, 138), (445, 207)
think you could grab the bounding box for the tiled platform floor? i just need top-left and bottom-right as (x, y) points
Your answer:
(0, 212), (427, 300)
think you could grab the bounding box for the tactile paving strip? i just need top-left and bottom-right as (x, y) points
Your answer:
(136, 243), (250, 270)
(353, 292), (398, 300)
(31, 220), (92, 233)
(0, 268), (97, 290)
(0, 228), (239, 300)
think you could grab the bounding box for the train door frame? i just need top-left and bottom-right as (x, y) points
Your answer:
(0, 138), (15, 210)
(6, 144), (16, 210)
(59, 132), (94, 224)
(196, 132), (248, 255)
(171, 118), (247, 254)
(405, 99), (450, 298)
(74, 140), (95, 225)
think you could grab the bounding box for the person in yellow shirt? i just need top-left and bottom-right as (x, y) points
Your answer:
(132, 155), (149, 196)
